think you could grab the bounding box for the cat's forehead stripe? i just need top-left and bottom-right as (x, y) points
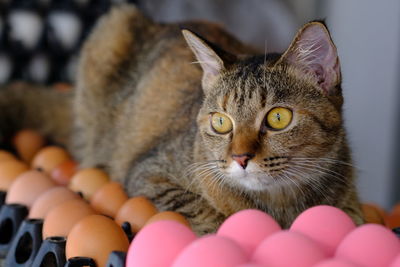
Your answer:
(218, 57), (318, 118)
(243, 66), (279, 110)
(260, 87), (267, 108)
(222, 94), (229, 112)
(230, 62), (266, 108)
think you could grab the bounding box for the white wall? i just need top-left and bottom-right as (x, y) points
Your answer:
(322, 0), (400, 208)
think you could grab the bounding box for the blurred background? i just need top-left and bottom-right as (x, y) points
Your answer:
(0, 0), (398, 209)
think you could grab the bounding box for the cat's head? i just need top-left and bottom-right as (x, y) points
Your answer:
(183, 22), (348, 194)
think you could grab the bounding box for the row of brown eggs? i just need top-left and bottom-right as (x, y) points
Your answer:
(0, 129), (191, 266)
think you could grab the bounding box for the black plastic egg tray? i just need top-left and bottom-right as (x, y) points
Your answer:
(0, 0), (137, 85)
(0, 190), (132, 266)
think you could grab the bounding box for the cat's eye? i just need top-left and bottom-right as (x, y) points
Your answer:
(266, 107), (293, 130)
(210, 113), (233, 134)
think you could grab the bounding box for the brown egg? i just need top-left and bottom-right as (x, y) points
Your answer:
(13, 129), (45, 164)
(0, 160), (29, 191)
(391, 203), (400, 215)
(0, 150), (17, 163)
(32, 146), (71, 174)
(53, 82), (72, 92)
(90, 182), (128, 218)
(51, 160), (78, 186)
(362, 203), (386, 225)
(43, 199), (96, 239)
(6, 170), (57, 208)
(66, 215), (129, 267)
(385, 212), (400, 229)
(145, 211), (191, 229)
(29, 187), (80, 219)
(364, 203), (386, 218)
(115, 196), (158, 233)
(69, 168), (110, 200)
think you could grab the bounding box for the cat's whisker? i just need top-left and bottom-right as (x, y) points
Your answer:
(183, 159), (230, 196)
(280, 169), (307, 200)
(204, 174), (217, 193)
(192, 169), (214, 183)
(184, 161), (221, 178)
(206, 171), (226, 195)
(291, 160), (348, 180)
(277, 172), (298, 199)
(285, 167), (327, 200)
(291, 157), (356, 168)
(214, 170), (228, 189)
(183, 161), (222, 193)
(288, 173), (306, 200)
(214, 172), (227, 194)
(287, 169), (320, 201)
(184, 160), (221, 171)
(292, 163), (346, 182)
(185, 168), (213, 187)
(189, 164), (216, 174)
(291, 158), (359, 176)
(197, 167), (218, 180)
(290, 162), (348, 185)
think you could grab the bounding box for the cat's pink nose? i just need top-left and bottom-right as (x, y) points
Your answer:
(232, 153), (255, 169)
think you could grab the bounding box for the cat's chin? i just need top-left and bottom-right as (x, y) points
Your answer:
(226, 161), (274, 191)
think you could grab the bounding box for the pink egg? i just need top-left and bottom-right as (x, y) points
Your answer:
(313, 258), (361, 267)
(126, 220), (196, 267)
(252, 230), (327, 267)
(236, 263), (266, 267)
(217, 209), (281, 257)
(172, 235), (247, 267)
(390, 254), (400, 267)
(335, 224), (400, 267)
(290, 205), (356, 256)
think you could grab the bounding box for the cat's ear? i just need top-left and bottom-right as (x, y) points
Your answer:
(278, 21), (341, 94)
(182, 29), (228, 93)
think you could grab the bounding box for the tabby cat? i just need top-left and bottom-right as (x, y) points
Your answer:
(0, 4), (364, 235)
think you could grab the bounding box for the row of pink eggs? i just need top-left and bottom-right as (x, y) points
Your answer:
(129, 207), (400, 267)
(0, 129), (400, 267)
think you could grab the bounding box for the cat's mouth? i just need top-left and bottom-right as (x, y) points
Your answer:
(225, 161), (280, 191)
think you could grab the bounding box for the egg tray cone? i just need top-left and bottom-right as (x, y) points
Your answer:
(0, 203), (28, 258)
(0, 191), (6, 208)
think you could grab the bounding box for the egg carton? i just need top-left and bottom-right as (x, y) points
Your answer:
(0, 197), (129, 266)
(0, 0), (137, 85)
(0, 138), (167, 267)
